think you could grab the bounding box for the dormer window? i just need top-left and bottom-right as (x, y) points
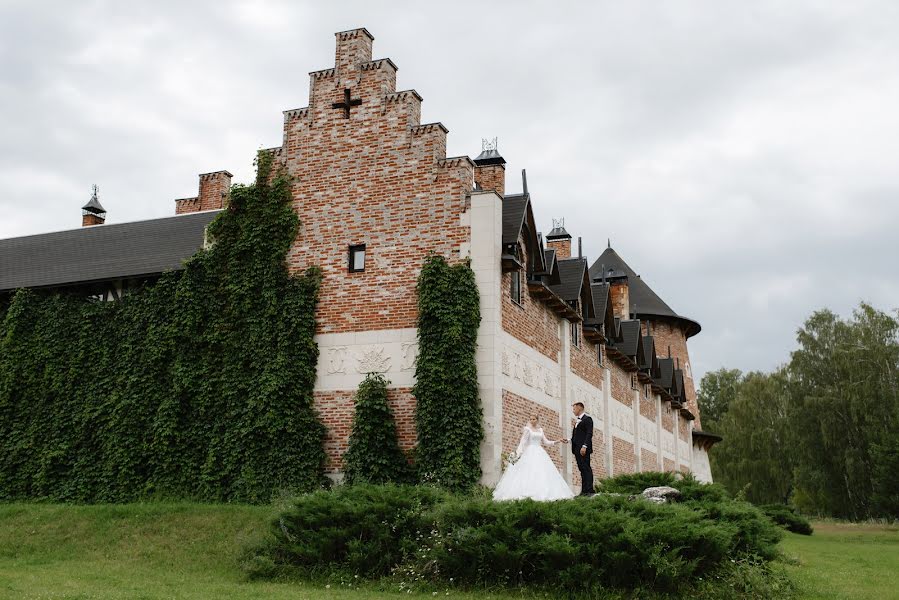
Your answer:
(348, 244), (366, 272)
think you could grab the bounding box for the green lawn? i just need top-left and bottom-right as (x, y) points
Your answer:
(0, 502), (896, 599)
(780, 521), (899, 600)
(0, 502), (517, 600)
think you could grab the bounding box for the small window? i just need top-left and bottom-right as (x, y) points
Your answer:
(597, 344), (604, 366)
(510, 269), (522, 305)
(571, 321), (580, 348)
(631, 373), (638, 390)
(348, 244), (366, 272)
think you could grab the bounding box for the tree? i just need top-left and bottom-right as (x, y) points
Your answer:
(342, 374), (411, 485)
(711, 370), (794, 504)
(697, 368), (743, 431)
(788, 304), (899, 519)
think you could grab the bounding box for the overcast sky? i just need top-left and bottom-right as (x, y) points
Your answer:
(2, 0), (897, 379)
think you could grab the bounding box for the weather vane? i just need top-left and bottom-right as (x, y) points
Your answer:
(481, 137), (498, 152)
(552, 217), (565, 230)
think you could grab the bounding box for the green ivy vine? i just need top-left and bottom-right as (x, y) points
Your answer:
(413, 255), (482, 491)
(0, 151), (325, 503)
(342, 374), (411, 485)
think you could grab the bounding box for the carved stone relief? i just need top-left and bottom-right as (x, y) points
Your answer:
(356, 346), (391, 374)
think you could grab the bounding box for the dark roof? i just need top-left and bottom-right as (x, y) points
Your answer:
(591, 282), (610, 320)
(473, 148), (506, 166)
(545, 224), (571, 240)
(0, 210), (221, 292)
(640, 335), (658, 373)
(615, 319), (642, 358)
(81, 191), (106, 215)
(655, 357), (675, 389)
(589, 246), (701, 338)
(549, 257), (587, 303)
(502, 194), (528, 245)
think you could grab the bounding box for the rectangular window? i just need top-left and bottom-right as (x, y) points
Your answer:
(631, 374), (638, 390)
(597, 344), (604, 366)
(348, 244), (366, 272)
(510, 269), (522, 305)
(571, 321), (580, 348)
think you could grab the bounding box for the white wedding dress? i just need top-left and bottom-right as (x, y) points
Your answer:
(493, 426), (575, 501)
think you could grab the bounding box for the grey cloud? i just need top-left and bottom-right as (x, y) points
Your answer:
(2, 0), (897, 380)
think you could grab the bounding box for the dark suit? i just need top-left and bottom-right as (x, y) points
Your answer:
(571, 414), (594, 495)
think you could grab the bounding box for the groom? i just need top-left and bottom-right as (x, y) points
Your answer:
(570, 402), (594, 496)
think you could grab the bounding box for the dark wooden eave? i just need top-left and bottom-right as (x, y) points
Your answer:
(692, 429), (723, 451)
(527, 279), (581, 321)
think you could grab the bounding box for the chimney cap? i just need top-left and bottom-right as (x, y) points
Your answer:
(81, 184), (106, 216)
(474, 137), (505, 166)
(546, 217), (571, 241)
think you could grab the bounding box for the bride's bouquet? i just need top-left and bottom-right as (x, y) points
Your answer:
(501, 450), (520, 471)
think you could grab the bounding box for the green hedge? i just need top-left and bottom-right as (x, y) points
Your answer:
(243, 483), (784, 595)
(0, 152), (325, 503)
(759, 504), (814, 535)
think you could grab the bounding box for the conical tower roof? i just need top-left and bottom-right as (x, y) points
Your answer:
(81, 185), (106, 216)
(589, 246), (701, 338)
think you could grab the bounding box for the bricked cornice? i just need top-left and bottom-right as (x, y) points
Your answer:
(199, 170), (233, 180)
(437, 156), (476, 169)
(411, 122), (449, 135)
(283, 107), (310, 121)
(175, 197), (199, 204)
(259, 146), (283, 158)
(361, 58), (398, 72)
(385, 89), (423, 103)
(336, 27), (374, 41)
(309, 68), (336, 79)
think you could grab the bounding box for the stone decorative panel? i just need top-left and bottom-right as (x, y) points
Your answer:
(501, 347), (560, 400)
(612, 401), (634, 435)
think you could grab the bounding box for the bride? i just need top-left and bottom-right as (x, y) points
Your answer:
(493, 415), (575, 501)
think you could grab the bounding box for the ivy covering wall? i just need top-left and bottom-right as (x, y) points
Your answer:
(342, 374), (411, 485)
(0, 153), (325, 503)
(413, 255), (482, 490)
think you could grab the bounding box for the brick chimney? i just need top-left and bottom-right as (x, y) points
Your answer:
(81, 184), (106, 227)
(545, 218), (571, 259)
(176, 170), (232, 214)
(473, 138), (505, 196)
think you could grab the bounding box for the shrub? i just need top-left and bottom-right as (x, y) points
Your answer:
(243, 484), (452, 579)
(759, 504), (814, 535)
(244, 483), (784, 595)
(342, 374), (411, 485)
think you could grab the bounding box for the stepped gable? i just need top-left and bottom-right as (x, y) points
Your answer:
(590, 246), (701, 338)
(271, 27), (476, 334)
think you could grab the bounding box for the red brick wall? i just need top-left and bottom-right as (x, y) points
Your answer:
(610, 364), (633, 407)
(175, 171), (231, 214)
(641, 448), (658, 469)
(502, 390), (565, 473)
(639, 394), (656, 421)
(663, 458), (675, 472)
(661, 405), (675, 432)
(501, 235), (562, 362)
(278, 29), (473, 334)
(612, 436), (636, 474)
(474, 164), (505, 196)
(314, 387), (416, 474)
(644, 319), (701, 428)
(609, 280), (630, 320)
(546, 238), (571, 259)
(679, 417), (690, 441)
(570, 330), (602, 386)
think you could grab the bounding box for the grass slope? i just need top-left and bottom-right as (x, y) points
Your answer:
(0, 503), (517, 600)
(1, 503), (896, 599)
(781, 522), (899, 600)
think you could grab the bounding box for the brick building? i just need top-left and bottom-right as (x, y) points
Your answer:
(0, 28), (721, 486)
